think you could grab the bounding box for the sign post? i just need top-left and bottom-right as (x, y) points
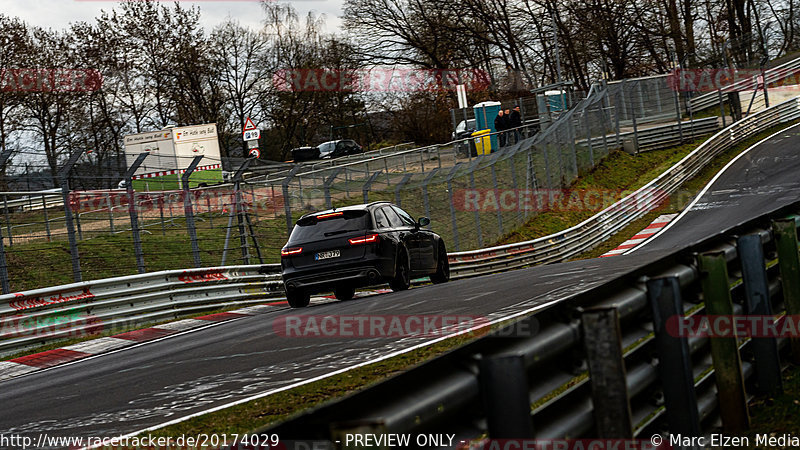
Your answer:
(243, 117), (260, 158)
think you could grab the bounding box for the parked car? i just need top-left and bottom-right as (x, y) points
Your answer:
(317, 139), (363, 159)
(290, 146), (320, 162)
(451, 119), (477, 141)
(452, 119), (477, 157)
(280, 201), (450, 307)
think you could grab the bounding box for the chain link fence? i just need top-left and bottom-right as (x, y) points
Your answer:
(0, 76), (727, 292)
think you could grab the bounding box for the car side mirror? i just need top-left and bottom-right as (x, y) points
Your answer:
(417, 217), (431, 228)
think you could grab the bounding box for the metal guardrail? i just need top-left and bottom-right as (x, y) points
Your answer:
(688, 55), (800, 113)
(445, 96), (800, 278)
(0, 265), (284, 356)
(263, 201), (800, 445)
(624, 116), (720, 152)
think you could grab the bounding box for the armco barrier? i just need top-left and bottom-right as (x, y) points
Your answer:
(0, 264), (284, 356)
(263, 200), (800, 445)
(446, 96), (800, 278)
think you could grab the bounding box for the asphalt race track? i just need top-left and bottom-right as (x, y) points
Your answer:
(2, 124), (800, 442)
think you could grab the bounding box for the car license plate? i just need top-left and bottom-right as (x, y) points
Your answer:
(315, 250), (340, 260)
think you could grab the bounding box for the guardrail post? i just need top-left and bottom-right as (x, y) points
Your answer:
(3, 196), (12, 246)
(361, 171), (382, 204)
(569, 119), (579, 176)
(58, 150), (85, 282)
(646, 276), (701, 436)
(323, 168), (342, 210)
(718, 90), (727, 127)
(490, 163), (503, 237)
(672, 90), (684, 143)
(235, 159), (257, 265)
(631, 115), (640, 154)
(421, 169), (439, 228)
(447, 163), (462, 251)
(124, 153), (149, 274)
(158, 194), (166, 236)
(104, 193), (115, 234)
(182, 155), (204, 268)
(584, 111), (594, 166)
(542, 144), (553, 190)
(697, 251), (750, 431)
(394, 173), (413, 208)
(772, 218), (800, 363)
(40, 195), (51, 242)
(479, 353), (535, 438)
(581, 307), (634, 437)
(0, 150), (11, 293)
(0, 223), (8, 293)
(468, 165), (484, 249)
(637, 81), (646, 117)
(282, 166), (301, 235)
(525, 153), (534, 219)
(737, 234), (783, 394)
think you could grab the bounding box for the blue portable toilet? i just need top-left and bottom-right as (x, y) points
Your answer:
(544, 90), (568, 112)
(473, 101), (502, 151)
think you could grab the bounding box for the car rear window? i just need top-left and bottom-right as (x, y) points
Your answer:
(289, 210), (369, 242)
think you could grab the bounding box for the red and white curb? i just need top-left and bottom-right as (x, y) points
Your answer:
(0, 305), (275, 382)
(0, 289), (393, 382)
(600, 213), (677, 257)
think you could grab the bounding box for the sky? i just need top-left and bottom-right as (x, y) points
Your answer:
(0, 0), (344, 34)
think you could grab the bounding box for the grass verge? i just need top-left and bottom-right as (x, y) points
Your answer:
(150, 332), (479, 436)
(746, 363), (800, 448)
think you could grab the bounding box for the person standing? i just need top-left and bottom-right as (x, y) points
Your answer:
(503, 109), (512, 146)
(494, 110), (507, 148)
(509, 106), (522, 144)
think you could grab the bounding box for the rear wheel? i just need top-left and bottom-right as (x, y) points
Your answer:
(389, 247), (411, 292)
(286, 290), (310, 308)
(430, 242), (450, 284)
(334, 285), (356, 301)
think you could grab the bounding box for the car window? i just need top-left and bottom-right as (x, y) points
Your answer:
(289, 210), (368, 242)
(392, 206), (416, 226)
(382, 206), (405, 228)
(373, 208), (390, 228)
(317, 142), (334, 154)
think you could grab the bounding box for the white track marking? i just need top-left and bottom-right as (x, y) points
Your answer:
(111, 292), (577, 444)
(61, 337), (132, 354)
(0, 362), (39, 381)
(627, 122), (800, 254)
(151, 319), (209, 332)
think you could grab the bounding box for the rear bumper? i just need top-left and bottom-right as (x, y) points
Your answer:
(282, 257), (393, 294)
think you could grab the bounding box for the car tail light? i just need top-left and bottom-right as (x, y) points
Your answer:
(316, 211), (344, 220)
(281, 247), (303, 257)
(348, 234), (379, 245)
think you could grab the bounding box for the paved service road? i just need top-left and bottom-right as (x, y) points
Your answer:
(1, 124), (800, 441)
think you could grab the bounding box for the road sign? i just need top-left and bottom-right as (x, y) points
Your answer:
(247, 139), (259, 149)
(249, 148), (260, 158)
(243, 129), (260, 141)
(456, 84), (467, 109)
(243, 117), (257, 131)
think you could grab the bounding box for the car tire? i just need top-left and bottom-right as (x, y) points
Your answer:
(389, 247), (411, 292)
(430, 242), (450, 284)
(286, 290), (310, 308)
(335, 286), (356, 301)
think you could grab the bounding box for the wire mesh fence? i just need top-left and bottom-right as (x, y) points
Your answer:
(0, 72), (733, 292)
